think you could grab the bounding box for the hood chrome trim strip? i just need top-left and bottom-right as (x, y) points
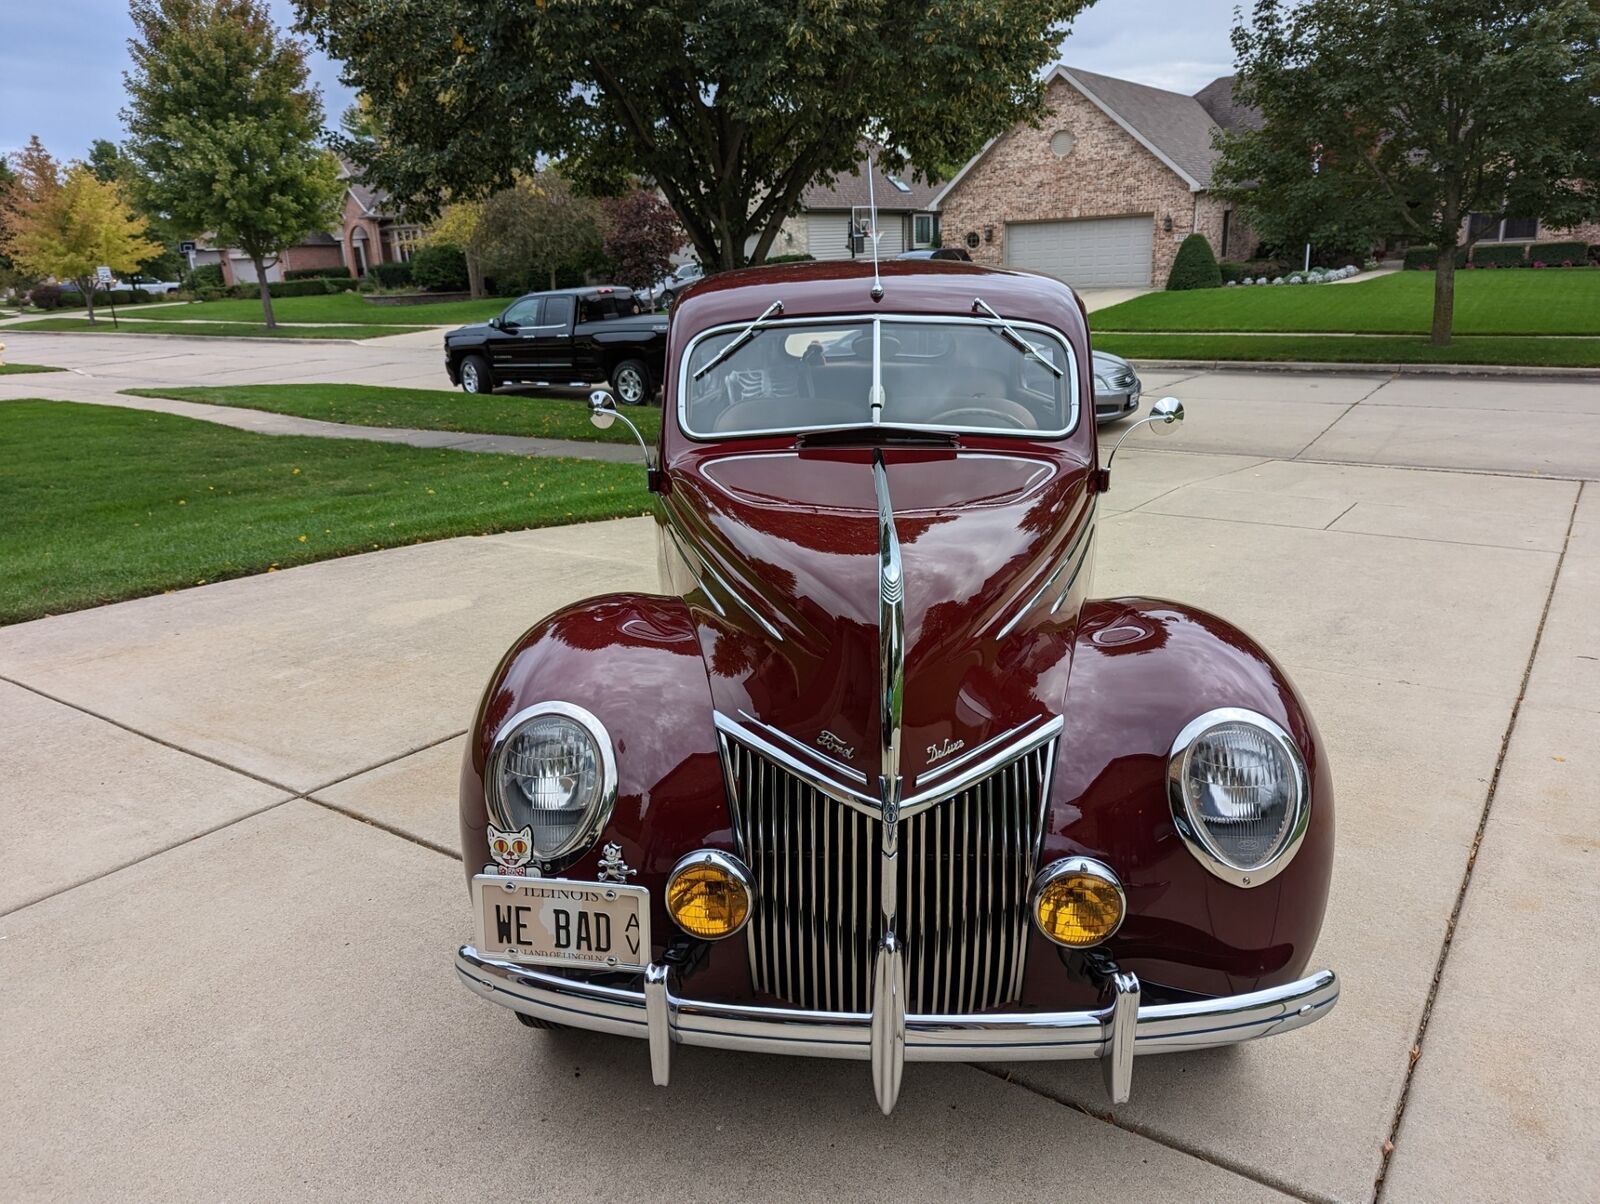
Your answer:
(992, 498), (1096, 641)
(874, 451), (905, 809)
(735, 708), (869, 785)
(661, 498), (785, 642)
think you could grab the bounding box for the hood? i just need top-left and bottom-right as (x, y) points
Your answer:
(666, 447), (1094, 791)
(446, 322), (493, 340)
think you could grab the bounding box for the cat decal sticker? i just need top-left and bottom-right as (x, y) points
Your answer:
(485, 823), (534, 876)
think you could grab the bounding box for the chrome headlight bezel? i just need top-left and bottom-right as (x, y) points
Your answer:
(1167, 707), (1310, 888)
(486, 701), (617, 869)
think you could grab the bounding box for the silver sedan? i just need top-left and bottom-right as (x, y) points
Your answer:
(1092, 350), (1142, 425)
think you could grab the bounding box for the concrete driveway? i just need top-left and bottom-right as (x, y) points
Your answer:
(2, 347), (1597, 1202)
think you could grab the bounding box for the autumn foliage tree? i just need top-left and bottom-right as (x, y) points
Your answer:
(1, 138), (159, 323)
(297, 0), (1092, 269)
(602, 191), (684, 291)
(123, 0), (343, 327)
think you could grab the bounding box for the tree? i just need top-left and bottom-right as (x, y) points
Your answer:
(475, 175), (608, 292)
(424, 200), (488, 298)
(296, 0), (1090, 269)
(83, 137), (186, 280)
(123, 0), (344, 327)
(1, 142), (160, 323)
(1216, 0), (1600, 344)
(603, 190), (684, 290)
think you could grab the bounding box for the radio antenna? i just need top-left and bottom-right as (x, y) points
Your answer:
(866, 149), (884, 301)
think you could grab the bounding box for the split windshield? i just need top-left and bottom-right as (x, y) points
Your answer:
(682, 318), (1076, 438)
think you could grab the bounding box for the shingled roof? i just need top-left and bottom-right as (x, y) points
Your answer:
(933, 64), (1260, 205)
(1058, 66), (1225, 190)
(801, 150), (940, 213)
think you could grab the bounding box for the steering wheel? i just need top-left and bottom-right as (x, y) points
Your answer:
(925, 405), (1032, 431)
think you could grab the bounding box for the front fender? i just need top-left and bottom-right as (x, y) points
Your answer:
(1022, 597), (1334, 1004)
(459, 594), (731, 963)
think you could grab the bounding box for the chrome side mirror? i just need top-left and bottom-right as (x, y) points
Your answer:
(589, 388), (618, 430)
(589, 389), (662, 492)
(1098, 396), (1185, 491)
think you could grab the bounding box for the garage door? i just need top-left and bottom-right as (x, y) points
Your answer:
(1005, 217), (1153, 287)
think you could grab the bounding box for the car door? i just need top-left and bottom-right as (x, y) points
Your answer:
(488, 295), (544, 378)
(527, 294), (577, 379)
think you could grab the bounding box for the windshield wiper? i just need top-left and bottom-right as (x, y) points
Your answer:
(692, 300), (784, 380)
(972, 297), (1063, 378)
(797, 426), (958, 449)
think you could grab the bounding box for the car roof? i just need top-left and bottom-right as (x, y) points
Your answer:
(671, 259), (1086, 341)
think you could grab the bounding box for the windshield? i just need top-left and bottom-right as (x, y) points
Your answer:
(681, 317), (1076, 438)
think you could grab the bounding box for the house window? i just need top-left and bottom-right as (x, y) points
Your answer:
(1050, 130), (1076, 157)
(885, 172), (913, 194)
(912, 213), (936, 248)
(1469, 214), (1538, 242)
(1221, 209), (1232, 258)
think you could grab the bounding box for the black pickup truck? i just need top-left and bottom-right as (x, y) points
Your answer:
(443, 286), (669, 404)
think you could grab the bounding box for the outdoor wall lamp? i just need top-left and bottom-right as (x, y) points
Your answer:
(1163, 215), (1174, 233)
(984, 225), (995, 243)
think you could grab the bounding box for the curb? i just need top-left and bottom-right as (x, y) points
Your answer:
(1125, 358), (1600, 381)
(0, 328), (379, 347)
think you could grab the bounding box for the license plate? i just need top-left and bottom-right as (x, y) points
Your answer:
(472, 875), (651, 971)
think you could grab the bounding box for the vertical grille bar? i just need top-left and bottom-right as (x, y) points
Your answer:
(724, 737), (1048, 1014)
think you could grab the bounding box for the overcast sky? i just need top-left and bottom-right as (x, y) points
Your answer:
(0, 0), (1242, 162)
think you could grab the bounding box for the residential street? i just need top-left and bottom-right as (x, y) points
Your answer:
(1, 335), (1597, 1202)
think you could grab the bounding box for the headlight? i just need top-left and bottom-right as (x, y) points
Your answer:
(666, 850), (754, 940)
(1167, 707), (1309, 887)
(1093, 374), (1110, 392)
(487, 702), (616, 866)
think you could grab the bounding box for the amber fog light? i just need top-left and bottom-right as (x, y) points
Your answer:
(666, 850), (754, 940)
(1032, 857), (1126, 948)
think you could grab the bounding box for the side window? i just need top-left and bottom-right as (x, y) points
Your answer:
(544, 296), (576, 328)
(502, 297), (541, 327)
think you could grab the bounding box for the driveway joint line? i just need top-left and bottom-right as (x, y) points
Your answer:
(303, 796), (464, 862)
(1123, 507), (1567, 554)
(1370, 478), (1583, 1202)
(300, 727), (470, 797)
(1125, 442), (1598, 484)
(1292, 375), (1396, 460)
(0, 673), (301, 795)
(974, 1065), (1330, 1203)
(0, 794), (298, 920)
(1322, 502), (1359, 531)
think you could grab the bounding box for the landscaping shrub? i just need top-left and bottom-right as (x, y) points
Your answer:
(28, 284), (63, 310)
(369, 260), (414, 288)
(182, 263), (225, 291)
(1470, 243), (1526, 268)
(321, 276), (359, 293)
(284, 266), (353, 281)
(1403, 246), (1469, 270)
(1529, 241), (1587, 265)
(1167, 234), (1222, 290)
(409, 243), (469, 292)
(764, 253), (815, 264)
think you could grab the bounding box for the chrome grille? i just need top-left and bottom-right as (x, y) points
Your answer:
(1105, 367), (1136, 390)
(722, 738), (1050, 1014)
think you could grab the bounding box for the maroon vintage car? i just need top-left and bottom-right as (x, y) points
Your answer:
(454, 258), (1337, 1114)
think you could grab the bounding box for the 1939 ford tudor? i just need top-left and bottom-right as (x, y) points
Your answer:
(453, 258), (1337, 1114)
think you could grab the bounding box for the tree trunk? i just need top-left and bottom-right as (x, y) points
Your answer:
(82, 284), (97, 325)
(548, 266), (556, 291)
(465, 249), (485, 299)
(252, 256), (277, 328)
(1430, 245), (1456, 346)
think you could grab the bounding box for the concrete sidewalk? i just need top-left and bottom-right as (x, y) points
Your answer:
(2, 439), (1594, 1201)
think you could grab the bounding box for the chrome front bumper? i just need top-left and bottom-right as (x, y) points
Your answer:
(455, 945), (1338, 1114)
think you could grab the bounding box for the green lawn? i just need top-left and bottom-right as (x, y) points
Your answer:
(1095, 333), (1600, 368)
(0, 399), (652, 624)
(1093, 270), (1600, 336)
(10, 318), (421, 340)
(0, 363), (65, 374)
(144, 292), (510, 326)
(124, 383), (663, 445)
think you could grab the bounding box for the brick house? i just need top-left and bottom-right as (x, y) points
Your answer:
(934, 65), (1255, 288)
(215, 160), (424, 285)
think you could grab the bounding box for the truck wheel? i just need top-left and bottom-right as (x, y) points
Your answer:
(460, 354), (494, 396)
(611, 359), (651, 406)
